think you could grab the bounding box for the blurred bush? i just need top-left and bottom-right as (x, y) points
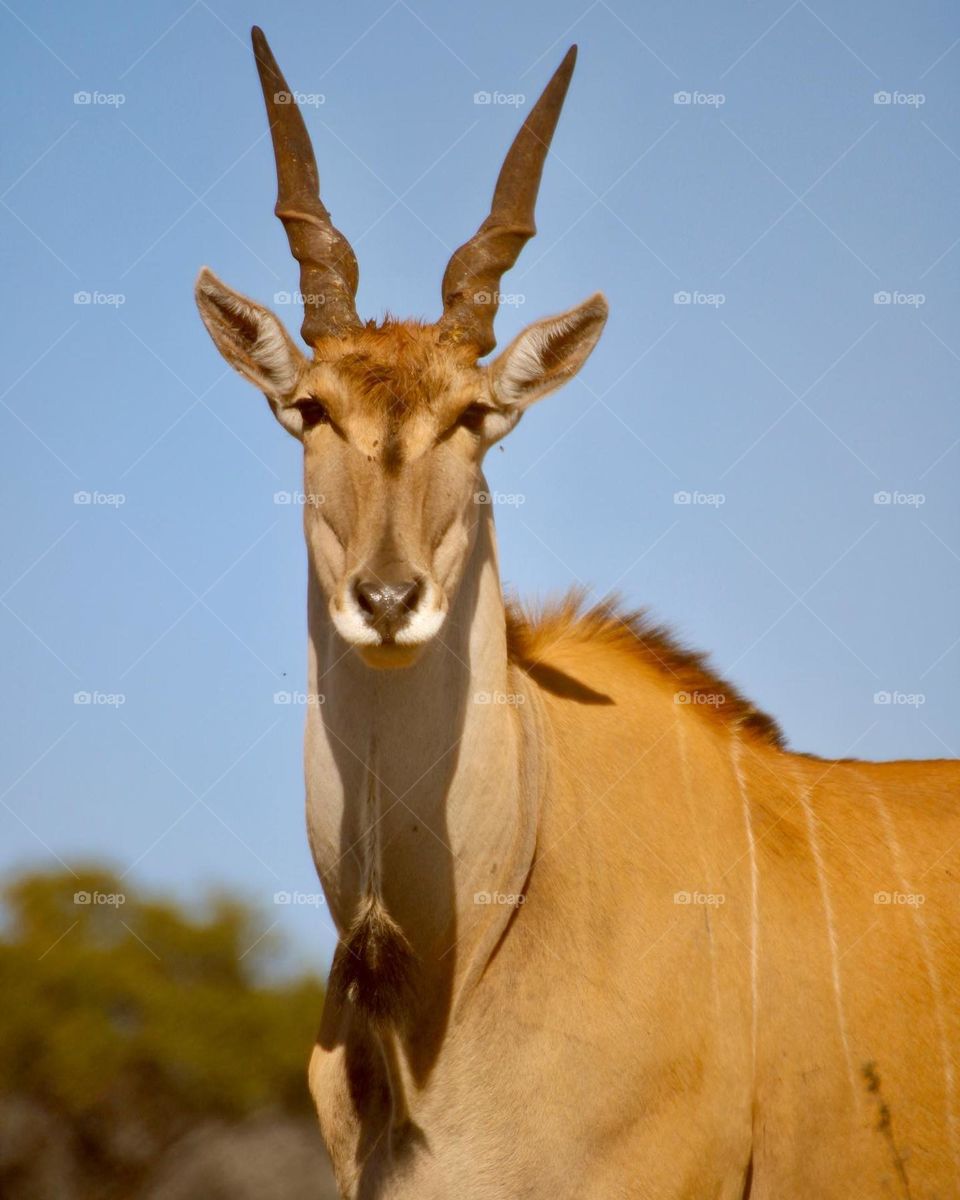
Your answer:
(0, 866), (338, 1199)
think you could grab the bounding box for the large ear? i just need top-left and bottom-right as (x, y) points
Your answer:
(488, 293), (608, 414)
(195, 268), (306, 432)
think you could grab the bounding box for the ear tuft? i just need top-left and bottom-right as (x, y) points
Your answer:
(490, 293), (608, 410)
(194, 267), (304, 400)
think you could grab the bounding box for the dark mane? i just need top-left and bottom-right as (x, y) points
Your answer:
(505, 588), (785, 748)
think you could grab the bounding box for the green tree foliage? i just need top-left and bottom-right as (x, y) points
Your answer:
(0, 867), (325, 1127)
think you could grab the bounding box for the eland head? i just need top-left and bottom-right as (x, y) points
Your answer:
(195, 29), (607, 668)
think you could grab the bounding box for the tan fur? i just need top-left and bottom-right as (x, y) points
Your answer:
(196, 165), (958, 1200)
(310, 320), (478, 414)
(505, 588), (785, 747)
(302, 545), (960, 1199)
(197, 273), (960, 1196)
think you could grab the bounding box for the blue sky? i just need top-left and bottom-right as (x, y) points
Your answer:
(2, 0), (959, 972)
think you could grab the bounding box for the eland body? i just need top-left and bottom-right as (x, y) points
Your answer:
(196, 30), (960, 1200)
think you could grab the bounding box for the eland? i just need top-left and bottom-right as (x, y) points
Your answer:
(196, 28), (960, 1200)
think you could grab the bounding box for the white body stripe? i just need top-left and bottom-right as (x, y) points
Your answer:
(731, 737), (758, 1079)
(797, 776), (859, 1109)
(871, 784), (960, 1183)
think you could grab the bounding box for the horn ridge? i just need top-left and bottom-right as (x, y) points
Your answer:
(251, 26), (361, 344)
(437, 46), (577, 357)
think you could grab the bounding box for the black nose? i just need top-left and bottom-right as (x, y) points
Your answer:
(353, 578), (421, 639)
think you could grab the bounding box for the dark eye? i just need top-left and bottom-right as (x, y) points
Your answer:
(457, 403), (492, 434)
(295, 398), (330, 429)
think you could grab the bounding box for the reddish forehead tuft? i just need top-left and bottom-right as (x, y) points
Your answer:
(311, 319), (475, 421)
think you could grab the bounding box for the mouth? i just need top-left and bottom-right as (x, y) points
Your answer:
(354, 640), (428, 670)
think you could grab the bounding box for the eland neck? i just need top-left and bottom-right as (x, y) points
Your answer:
(304, 494), (541, 1060)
